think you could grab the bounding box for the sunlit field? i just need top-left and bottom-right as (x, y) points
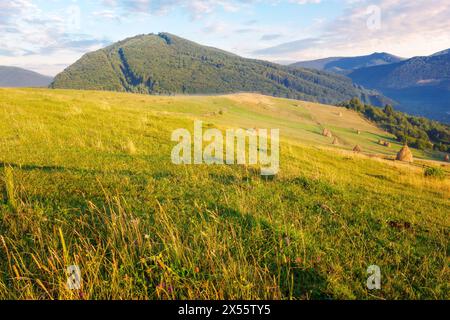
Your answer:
(0, 88), (448, 300)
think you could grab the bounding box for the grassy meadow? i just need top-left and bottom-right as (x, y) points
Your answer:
(0, 88), (448, 300)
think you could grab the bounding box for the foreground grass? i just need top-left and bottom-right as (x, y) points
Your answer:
(0, 88), (448, 300)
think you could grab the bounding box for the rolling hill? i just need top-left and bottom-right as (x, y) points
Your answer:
(348, 50), (450, 122)
(0, 66), (53, 88)
(291, 53), (404, 75)
(0, 88), (448, 300)
(50, 33), (388, 106)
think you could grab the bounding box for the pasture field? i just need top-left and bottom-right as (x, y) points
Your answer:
(0, 88), (448, 299)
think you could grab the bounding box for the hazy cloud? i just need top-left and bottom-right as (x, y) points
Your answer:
(106, 0), (246, 19)
(254, 0), (450, 60)
(260, 34), (283, 41)
(0, 0), (111, 74)
(255, 37), (323, 54)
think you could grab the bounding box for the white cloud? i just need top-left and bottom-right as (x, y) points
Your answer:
(1, 0), (449, 75)
(105, 0), (247, 19)
(255, 0), (450, 60)
(0, 0), (111, 75)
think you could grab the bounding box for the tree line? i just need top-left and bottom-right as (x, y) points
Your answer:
(340, 98), (450, 152)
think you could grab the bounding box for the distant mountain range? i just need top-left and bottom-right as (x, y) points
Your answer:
(347, 51), (450, 122)
(432, 49), (450, 56)
(0, 66), (53, 88)
(291, 53), (405, 75)
(50, 33), (389, 107)
(293, 51), (450, 123)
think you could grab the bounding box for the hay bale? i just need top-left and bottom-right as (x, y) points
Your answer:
(353, 145), (362, 153)
(332, 137), (339, 145)
(322, 128), (333, 138)
(396, 145), (413, 163)
(123, 140), (137, 155)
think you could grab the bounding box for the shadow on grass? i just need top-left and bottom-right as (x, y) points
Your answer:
(211, 204), (331, 299)
(366, 173), (394, 182)
(0, 161), (149, 177)
(0, 161), (150, 213)
(287, 176), (341, 197)
(0, 162), (69, 173)
(281, 265), (330, 300)
(208, 173), (238, 185)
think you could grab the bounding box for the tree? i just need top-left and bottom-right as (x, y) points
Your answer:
(384, 104), (394, 117)
(339, 99), (449, 152)
(347, 97), (364, 112)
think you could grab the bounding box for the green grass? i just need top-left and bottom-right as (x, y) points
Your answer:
(0, 88), (448, 300)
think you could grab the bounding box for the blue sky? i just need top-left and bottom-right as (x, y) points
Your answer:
(1, 0), (449, 76)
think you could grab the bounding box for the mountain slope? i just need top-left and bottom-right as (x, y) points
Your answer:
(0, 66), (53, 87)
(348, 51), (450, 122)
(51, 33), (387, 106)
(291, 53), (404, 75)
(432, 49), (450, 56)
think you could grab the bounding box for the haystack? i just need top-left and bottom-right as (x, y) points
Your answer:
(396, 145), (413, 163)
(353, 145), (362, 153)
(379, 140), (391, 147)
(332, 137), (339, 145)
(445, 154), (449, 162)
(322, 128), (333, 138)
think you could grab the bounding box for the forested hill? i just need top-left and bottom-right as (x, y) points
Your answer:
(0, 66), (53, 87)
(341, 98), (450, 152)
(50, 33), (387, 106)
(347, 51), (450, 122)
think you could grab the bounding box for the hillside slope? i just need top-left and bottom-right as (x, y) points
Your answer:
(50, 33), (387, 106)
(0, 66), (53, 87)
(0, 88), (448, 300)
